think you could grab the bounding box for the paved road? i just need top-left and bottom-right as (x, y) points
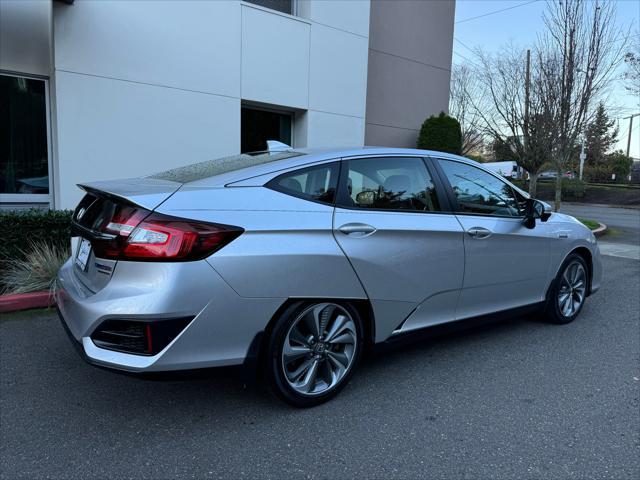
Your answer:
(1, 256), (639, 480)
(558, 203), (640, 245)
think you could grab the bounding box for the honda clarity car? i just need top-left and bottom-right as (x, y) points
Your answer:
(56, 145), (602, 407)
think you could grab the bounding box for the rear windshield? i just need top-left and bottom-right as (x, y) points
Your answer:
(148, 151), (304, 184)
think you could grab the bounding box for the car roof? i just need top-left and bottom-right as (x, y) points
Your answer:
(181, 146), (475, 188)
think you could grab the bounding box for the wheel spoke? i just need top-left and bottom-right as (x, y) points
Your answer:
(325, 315), (350, 342)
(300, 359), (320, 393)
(303, 307), (322, 338)
(288, 326), (308, 347)
(561, 295), (572, 316)
(318, 304), (335, 337)
(286, 358), (313, 381)
(327, 332), (355, 345)
(283, 343), (311, 364)
(327, 350), (350, 368)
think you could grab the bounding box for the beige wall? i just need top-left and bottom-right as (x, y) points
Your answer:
(364, 0), (455, 148)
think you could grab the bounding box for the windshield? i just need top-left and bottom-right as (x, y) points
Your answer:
(148, 151), (304, 184)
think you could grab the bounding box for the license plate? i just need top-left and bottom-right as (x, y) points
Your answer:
(75, 238), (92, 271)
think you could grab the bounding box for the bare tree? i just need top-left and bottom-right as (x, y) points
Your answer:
(449, 64), (484, 156)
(539, 0), (625, 210)
(622, 35), (640, 97)
(471, 46), (554, 197)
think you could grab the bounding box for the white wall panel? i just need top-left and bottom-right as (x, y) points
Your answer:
(0, 0), (51, 76)
(309, 24), (368, 118)
(241, 4), (310, 109)
(300, 0), (370, 37)
(306, 110), (364, 148)
(54, 0), (240, 97)
(54, 71), (239, 209)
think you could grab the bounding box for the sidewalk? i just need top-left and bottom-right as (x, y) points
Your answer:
(598, 242), (640, 260)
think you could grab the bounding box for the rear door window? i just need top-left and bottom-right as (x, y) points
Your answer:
(338, 157), (440, 212)
(267, 162), (339, 205)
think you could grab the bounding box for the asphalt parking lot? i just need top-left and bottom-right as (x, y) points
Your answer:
(1, 255), (638, 480)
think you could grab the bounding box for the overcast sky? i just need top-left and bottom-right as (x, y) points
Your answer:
(452, 0), (640, 158)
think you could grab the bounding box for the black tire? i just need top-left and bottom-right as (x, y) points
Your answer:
(544, 253), (589, 324)
(265, 301), (364, 408)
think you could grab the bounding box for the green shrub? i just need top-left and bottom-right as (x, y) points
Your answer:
(1, 241), (70, 294)
(584, 163), (615, 183)
(0, 209), (73, 262)
(561, 178), (587, 199)
(417, 112), (462, 154)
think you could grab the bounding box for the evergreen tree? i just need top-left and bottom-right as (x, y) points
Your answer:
(585, 103), (618, 165)
(417, 112), (462, 155)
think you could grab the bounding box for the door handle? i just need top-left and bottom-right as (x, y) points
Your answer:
(467, 227), (492, 239)
(338, 223), (377, 236)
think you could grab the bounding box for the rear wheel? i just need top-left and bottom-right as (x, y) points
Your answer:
(266, 301), (363, 407)
(544, 254), (589, 324)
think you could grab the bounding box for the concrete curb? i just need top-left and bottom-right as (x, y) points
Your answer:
(0, 292), (54, 313)
(593, 222), (607, 238)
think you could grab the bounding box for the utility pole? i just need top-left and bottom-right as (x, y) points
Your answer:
(623, 113), (640, 158)
(523, 49), (531, 186)
(524, 49), (531, 141)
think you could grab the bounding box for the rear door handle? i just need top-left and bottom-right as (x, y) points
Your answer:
(338, 223), (377, 236)
(467, 227), (492, 239)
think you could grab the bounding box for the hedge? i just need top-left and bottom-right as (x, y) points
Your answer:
(0, 209), (73, 262)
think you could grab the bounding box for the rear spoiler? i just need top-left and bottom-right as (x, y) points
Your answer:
(77, 177), (182, 211)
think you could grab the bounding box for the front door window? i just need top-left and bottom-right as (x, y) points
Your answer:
(438, 159), (520, 217)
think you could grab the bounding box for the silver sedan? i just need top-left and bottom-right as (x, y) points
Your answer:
(56, 146), (602, 407)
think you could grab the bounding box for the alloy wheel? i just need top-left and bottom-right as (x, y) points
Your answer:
(557, 261), (587, 317)
(281, 303), (358, 396)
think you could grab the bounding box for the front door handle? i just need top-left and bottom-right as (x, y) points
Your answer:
(338, 223), (377, 236)
(467, 226), (492, 239)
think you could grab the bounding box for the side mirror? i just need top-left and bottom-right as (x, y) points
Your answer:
(356, 190), (376, 206)
(524, 198), (552, 228)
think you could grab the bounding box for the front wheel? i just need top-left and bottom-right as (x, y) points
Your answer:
(266, 301), (363, 407)
(544, 253), (589, 324)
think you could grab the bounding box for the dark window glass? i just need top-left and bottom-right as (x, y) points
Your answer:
(241, 107), (292, 153)
(0, 75), (49, 194)
(268, 162), (339, 205)
(245, 0), (293, 15)
(342, 157), (440, 212)
(438, 159), (520, 217)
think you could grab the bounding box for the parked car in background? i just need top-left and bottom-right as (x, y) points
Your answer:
(539, 170), (577, 180)
(56, 146), (602, 407)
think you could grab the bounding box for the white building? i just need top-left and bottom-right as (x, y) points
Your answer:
(0, 0), (455, 210)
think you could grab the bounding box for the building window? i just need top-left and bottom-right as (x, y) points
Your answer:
(241, 106), (293, 153)
(244, 0), (294, 15)
(0, 74), (50, 196)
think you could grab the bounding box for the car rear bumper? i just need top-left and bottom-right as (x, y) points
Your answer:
(55, 258), (285, 373)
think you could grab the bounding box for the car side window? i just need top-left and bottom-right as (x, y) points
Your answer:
(267, 162), (339, 205)
(340, 157), (440, 212)
(438, 159), (521, 217)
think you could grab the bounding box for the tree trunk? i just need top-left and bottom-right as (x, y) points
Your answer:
(554, 168), (562, 212)
(528, 172), (538, 198)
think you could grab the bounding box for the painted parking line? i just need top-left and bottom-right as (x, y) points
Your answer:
(598, 242), (640, 260)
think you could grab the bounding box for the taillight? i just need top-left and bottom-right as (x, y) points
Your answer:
(92, 210), (243, 261)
